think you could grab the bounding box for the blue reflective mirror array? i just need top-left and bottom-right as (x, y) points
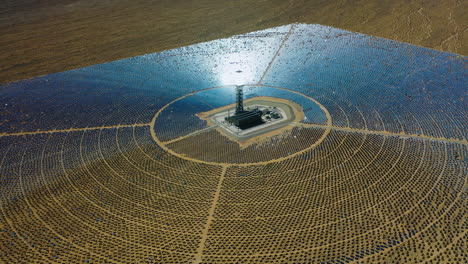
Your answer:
(0, 24), (466, 263)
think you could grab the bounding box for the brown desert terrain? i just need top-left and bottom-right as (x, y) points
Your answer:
(0, 0), (466, 84)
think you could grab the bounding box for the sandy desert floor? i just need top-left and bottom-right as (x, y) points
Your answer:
(0, 0), (466, 84)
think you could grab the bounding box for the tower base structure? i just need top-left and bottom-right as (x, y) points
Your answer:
(225, 108), (264, 129)
(197, 96), (304, 145)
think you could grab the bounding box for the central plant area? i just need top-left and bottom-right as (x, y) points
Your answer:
(199, 97), (297, 141)
(152, 85), (330, 164)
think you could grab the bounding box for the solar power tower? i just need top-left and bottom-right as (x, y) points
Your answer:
(235, 85), (244, 114)
(225, 85), (264, 129)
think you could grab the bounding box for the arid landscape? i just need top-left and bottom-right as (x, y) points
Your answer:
(0, 0), (466, 84)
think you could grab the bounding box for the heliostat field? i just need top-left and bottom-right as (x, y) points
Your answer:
(0, 24), (466, 263)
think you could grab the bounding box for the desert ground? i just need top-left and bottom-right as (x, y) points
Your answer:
(0, 0), (466, 84)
